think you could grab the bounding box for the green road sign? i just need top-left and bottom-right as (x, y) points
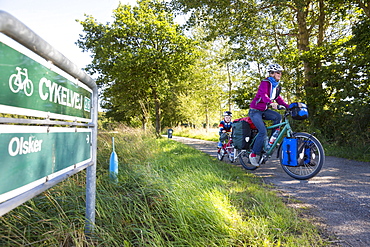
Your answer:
(0, 126), (91, 200)
(0, 39), (91, 120)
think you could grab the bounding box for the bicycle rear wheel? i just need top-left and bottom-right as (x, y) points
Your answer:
(280, 132), (325, 180)
(238, 150), (258, 170)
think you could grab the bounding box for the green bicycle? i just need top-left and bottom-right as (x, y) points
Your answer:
(235, 105), (325, 180)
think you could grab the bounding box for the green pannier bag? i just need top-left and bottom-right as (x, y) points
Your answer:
(232, 120), (251, 150)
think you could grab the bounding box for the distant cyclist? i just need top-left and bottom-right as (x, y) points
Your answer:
(218, 111), (233, 148)
(248, 64), (290, 167)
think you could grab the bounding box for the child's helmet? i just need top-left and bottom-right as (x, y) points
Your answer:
(266, 64), (283, 73)
(223, 111), (232, 117)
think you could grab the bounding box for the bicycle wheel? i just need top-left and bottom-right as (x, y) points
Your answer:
(280, 132), (325, 180)
(9, 74), (20, 93)
(24, 79), (34, 96)
(217, 148), (225, 161)
(238, 149), (258, 170)
(227, 149), (234, 163)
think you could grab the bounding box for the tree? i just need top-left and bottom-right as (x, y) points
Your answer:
(170, 0), (362, 118)
(170, 0), (370, 150)
(311, 15), (370, 145)
(77, 0), (198, 134)
(164, 37), (227, 130)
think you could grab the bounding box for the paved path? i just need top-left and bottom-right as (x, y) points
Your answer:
(170, 136), (370, 247)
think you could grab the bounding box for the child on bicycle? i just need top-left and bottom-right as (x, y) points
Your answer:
(218, 111), (233, 148)
(248, 64), (290, 167)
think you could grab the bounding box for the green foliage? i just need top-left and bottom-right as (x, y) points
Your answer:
(0, 127), (326, 246)
(169, 0), (369, 160)
(177, 36), (229, 128)
(308, 16), (370, 148)
(79, 0), (369, 157)
(77, 0), (198, 133)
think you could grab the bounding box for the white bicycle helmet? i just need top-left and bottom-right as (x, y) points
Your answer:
(266, 64), (284, 73)
(223, 111), (232, 117)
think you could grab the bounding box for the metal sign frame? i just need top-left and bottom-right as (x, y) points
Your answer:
(0, 10), (98, 234)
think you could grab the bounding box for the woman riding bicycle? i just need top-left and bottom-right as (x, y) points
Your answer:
(248, 64), (290, 167)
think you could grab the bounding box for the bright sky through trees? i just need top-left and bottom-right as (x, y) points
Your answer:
(1, 0), (136, 68)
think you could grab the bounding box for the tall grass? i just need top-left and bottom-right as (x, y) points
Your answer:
(170, 126), (219, 141)
(324, 143), (370, 162)
(0, 127), (326, 246)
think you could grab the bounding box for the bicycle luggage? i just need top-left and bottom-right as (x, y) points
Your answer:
(232, 120), (251, 149)
(290, 102), (308, 120)
(282, 137), (299, 166)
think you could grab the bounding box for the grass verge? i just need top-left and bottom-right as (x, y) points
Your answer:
(169, 126), (219, 141)
(0, 127), (326, 246)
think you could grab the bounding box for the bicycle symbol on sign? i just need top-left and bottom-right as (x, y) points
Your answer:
(9, 67), (34, 96)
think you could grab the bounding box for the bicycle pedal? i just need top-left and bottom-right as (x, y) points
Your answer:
(259, 155), (268, 165)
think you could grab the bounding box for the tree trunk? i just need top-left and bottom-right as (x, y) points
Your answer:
(227, 63), (232, 111)
(296, 5), (318, 116)
(296, 6), (310, 78)
(355, 0), (370, 18)
(142, 117), (147, 131)
(139, 100), (149, 131)
(318, 0), (325, 46)
(152, 88), (161, 136)
(205, 107), (209, 132)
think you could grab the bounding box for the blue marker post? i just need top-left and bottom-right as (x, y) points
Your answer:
(109, 137), (118, 183)
(167, 129), (173, 138)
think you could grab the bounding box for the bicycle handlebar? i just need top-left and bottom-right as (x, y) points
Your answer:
(269, 104), (291, 117)
(277, 105), (287, 110)
(268, 103), (288, 111)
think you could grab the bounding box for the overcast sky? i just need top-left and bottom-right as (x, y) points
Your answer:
(1, 0), (136, 68)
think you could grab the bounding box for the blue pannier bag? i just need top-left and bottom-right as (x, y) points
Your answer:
(303, 140), (314, 164)
(289, 102), (308, 120)
(282, 137), (299, 166)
